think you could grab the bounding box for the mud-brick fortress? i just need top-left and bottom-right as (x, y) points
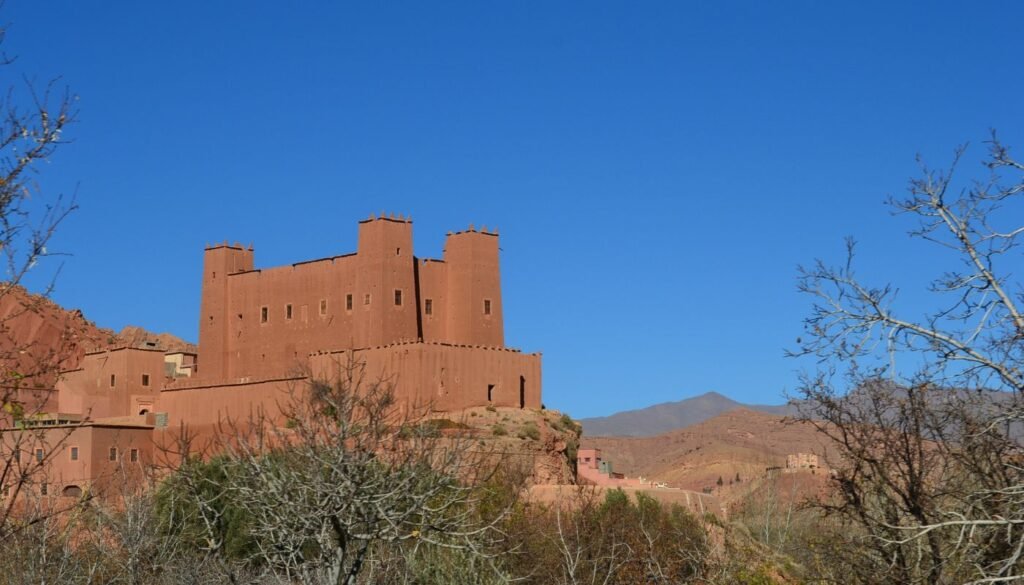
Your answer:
(4, 215), (542, 497)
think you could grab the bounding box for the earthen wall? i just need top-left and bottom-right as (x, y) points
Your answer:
(196, 217), (512, 388)
(57, 348), (167, 419)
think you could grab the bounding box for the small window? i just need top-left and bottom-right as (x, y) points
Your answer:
(345, 294), (353, 311)
(394, 289), (403, 306)
(424, 299), (433, 316)
(483, 299), (492, 316)
(13, 450), (19, 463)
(260, 306), (269, 323)
(108, 447), (117, 462)
(40, 483), (47, 496)
(320, 299), (328, 315)
(396, 247), (401, 256)
(285, 304), (293, 320)
(130, 448), (139, 463)
(110, 374), (116, 387)
(70, 446), (79, 461)
(141, 374), (150, 387)
(364, 293), (371, 306)
(35, 448), (44, 463)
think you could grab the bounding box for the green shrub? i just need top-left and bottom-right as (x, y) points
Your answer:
(492, 424), (507, 436)
(565, 435), (579, 467)
(559, 413), (580, 434)
(517, 422), (540, 441)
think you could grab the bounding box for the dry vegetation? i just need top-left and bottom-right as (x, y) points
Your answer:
(0, 9), (1022, 583)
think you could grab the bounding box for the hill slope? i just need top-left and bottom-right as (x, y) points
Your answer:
(0, 286), (194, 383)
(583, 408), (832, 496)
(579, 391), (796, 437)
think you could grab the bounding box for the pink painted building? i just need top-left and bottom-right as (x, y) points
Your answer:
(577, 448), (647, 488)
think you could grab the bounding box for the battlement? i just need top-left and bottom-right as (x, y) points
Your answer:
(204, 241), (254, 252)
(309, 339), (537, 357)
(446, 223), (499, 237)
(358, 211), (413, 224)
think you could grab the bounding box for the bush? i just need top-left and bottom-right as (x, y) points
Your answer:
(565, 435), (579, 467)
(559, 413), (581, 435)
(492, 424), (507, 436)
(518, 422), (540, 441)
(497, 488), (713, 583)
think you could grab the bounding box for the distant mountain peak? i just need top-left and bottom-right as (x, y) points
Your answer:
(697, 390), (728, 398)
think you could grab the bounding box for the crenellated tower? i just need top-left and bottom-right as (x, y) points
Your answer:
(443, 226), (504, 347)
(197, 243), (254, 379)
(354, 215), (418, 347)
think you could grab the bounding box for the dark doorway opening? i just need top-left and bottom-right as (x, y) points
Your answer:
(487, 384), (495, 402)
(519, 376), (526, 409)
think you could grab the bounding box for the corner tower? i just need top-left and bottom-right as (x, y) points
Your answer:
(443, 227), (504, 347)
(197, 243), (254, 380)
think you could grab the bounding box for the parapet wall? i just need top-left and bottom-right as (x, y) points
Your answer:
(156, 376), (303, 432)
(157, 341), (540, 439)
(310, 341), (542, 411)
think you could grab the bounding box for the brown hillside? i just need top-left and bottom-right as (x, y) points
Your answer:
(117, 325), (196, 353)
(0, 286), (116, 384)
(0, 286), (194, 387)
(583, 408), (835, 495)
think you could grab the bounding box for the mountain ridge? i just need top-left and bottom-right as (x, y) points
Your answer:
(580, 391), (797, 437)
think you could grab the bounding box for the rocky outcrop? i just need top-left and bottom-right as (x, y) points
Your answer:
(117, 325), (196, 353)
(0, 286), (116, 381)
(435, 406), (581, 486)
(0, 287), (195, 388)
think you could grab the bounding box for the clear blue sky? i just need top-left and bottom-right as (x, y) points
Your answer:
(6, 2), (1023, 418)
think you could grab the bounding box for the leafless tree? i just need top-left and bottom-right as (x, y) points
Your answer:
(549, 488), (633, 585)
(792, 133), (1024, 584)
(0, 8), (77, 384)
(0, 6), (81, 544)
(0, 493), (100, 585)
(166, 354), (515, 585)
(506, 486), (717, 585)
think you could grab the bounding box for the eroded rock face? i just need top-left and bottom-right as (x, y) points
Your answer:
(435, 406), (580, 486)
(0, 286), (200, 377)
(117, 325), (196, 353)
(0, 286), (115, 381)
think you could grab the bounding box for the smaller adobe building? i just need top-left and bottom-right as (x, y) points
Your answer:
(4, 215), (543, 499)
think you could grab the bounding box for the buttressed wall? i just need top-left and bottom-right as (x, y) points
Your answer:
(183, 215), (539, 413)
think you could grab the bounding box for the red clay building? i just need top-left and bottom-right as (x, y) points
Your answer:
(3, 215), (542, 498)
